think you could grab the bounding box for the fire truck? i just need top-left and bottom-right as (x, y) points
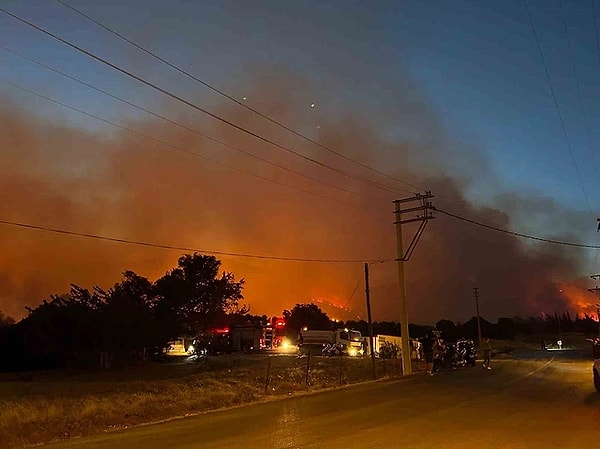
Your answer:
(192, 317), (287, 355)
(263, 317), (287, 350)
(193, 325), (260, 355)
(299, 328), (364, 356)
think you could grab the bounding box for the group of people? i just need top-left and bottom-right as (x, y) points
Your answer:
(420, 334), (492, 375)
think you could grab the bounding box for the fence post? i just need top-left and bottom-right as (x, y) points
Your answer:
(264, 356), (272, 394)
(339, 351), (343, 384)
(368, 354), (377, 380)
(395, 349), (401, 376)
(382, 356), (387, 377)
(305, 348), (311, 386)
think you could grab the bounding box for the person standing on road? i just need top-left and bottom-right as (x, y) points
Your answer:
(422, 335), (434, 375)
(481, 337), (492, 370)
(432, 337), (445, 372)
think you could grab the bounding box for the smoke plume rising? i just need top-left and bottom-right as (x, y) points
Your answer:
(0, 68), (594, 324)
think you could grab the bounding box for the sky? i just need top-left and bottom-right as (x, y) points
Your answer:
(2, 0), (600, 324)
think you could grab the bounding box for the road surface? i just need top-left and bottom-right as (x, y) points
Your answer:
(48, 351), (600, 449)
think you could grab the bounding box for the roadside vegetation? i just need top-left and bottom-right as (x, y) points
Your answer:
(0, 353), (395, 449)
(2, 334), (591, 449)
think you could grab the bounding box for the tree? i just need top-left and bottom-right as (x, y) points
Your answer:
(374, 321), (401, 336)
(9, 287), (101, 370)
(154, 253), (244, 337)
(0, 311), (15, 328)
(344, 319), (368, 335)
(496, 317), (516, 340)
(0, 310), (16, 370)
(436, 319), (458, 341)
(97, 271), (158, 367)
(461, 316), (493, 340)
(282, 303), (332, 336)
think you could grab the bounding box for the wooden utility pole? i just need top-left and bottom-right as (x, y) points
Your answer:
(597, 303), (600, 337)
(474, 287), (482, 343)
(588, 274), (600, 337)
(364, 263), (376, 379)
(393, 192), (434, 376)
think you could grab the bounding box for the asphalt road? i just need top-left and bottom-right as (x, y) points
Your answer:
(48, 351), (600, 449)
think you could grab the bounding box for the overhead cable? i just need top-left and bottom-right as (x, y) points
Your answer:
(558, 0), (600, 195)
(8, 78), (368, 202)
(524, 0), (594, 215)
(0, 218), (392, 264)
(55, 0), (421, 193)
(0, 7), (405, 197)
(0, 55), (372, 199)
(436, 208), (600, 249)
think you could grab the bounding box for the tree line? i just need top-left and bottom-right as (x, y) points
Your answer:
(0, 253), (245, 371)
(2, 262), (599, 372)
(281, 303), (600, 342)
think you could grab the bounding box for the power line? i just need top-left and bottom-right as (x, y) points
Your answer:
(0, 218), (391, 264)
(1, 47), (374, 201)
(436, 207), (600, 249)
(559, 0), (600, 196)
(0, 7), (405, 197)
(524, 0), (594, 214)
(591, 0), (600, 271)
(594, 0), (600, 68)
(8, 82), (362, 206)
(342, 277), (362, 309)
(54, 0), (420, 193)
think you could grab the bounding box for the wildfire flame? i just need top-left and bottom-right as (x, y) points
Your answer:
(556, 283), (599, 320)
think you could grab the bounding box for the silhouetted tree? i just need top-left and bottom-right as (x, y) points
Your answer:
(344, 320), (368, 335)
(436, 319), (458, 341)
(374, 321), (401, 336)
(7, 288), (101, 370)
(0, 311), (15, 327)
(496, 317), (516, 339)
(283, 303), (331, 336)
(97, 271), (159, 367)
(461, 316), (493, 340)
(408, 323), (434, 338)
(154, 253), (244, 338)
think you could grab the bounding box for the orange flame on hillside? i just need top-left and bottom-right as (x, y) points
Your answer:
(557, 283), (599, 320)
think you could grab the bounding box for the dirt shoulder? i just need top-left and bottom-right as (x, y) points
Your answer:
(0, 353), (402, 448)
(2, 338), (562, 449)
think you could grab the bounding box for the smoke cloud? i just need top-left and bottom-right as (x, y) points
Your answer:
(0, 64), (595, 325)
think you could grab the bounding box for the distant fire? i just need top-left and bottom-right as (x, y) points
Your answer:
(557, 283), (599, 320)
(311, 297), (360, 321)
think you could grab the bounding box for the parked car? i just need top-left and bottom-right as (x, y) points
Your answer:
(591, 338), (600, 392)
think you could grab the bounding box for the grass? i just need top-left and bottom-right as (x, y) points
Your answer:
(0, 354), (398, 449)
(3, 336), (564, 449)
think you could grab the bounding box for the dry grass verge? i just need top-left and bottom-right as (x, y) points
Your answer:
(0, 354), (399, 448)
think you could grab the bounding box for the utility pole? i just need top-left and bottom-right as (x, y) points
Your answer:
(474, 287), (482, 343)
(364, 263), (376, 379)
(588, 274), (600, 337)
(597, 303), (600, 338)
(393, 191), (434, 376)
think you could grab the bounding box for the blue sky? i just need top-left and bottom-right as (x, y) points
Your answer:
(395, 0), (600, 211)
